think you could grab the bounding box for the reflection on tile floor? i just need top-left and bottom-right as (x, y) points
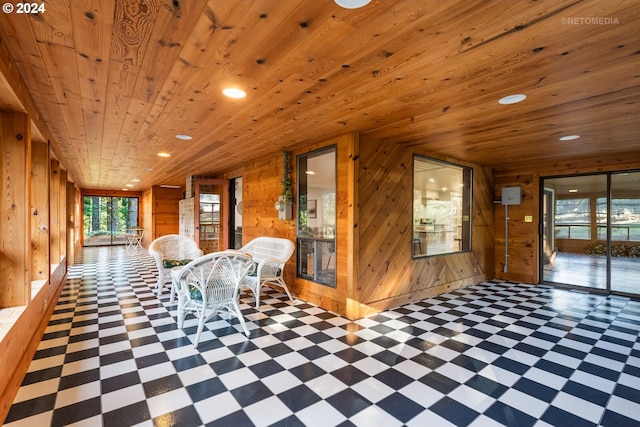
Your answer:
(5, 247), (640, 426)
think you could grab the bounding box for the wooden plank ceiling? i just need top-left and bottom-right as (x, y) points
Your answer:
(0, 0), (638, 190)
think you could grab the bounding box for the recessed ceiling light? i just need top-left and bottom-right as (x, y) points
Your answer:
(121, 188), (129, 191)
(159, 185), (182, 189)
(305, 170), (316, 175)
(176, 134), (192, 140)
(125, 184), (134, 187)
(334, 0), (371, 8)
(145, 168), (154, 171)
(222, 88), (246, 99)
(498, 94), (527, 105)
(559, 135), (580, 141)
(569, 189), (578, 193)
(157, 152), (170, 158)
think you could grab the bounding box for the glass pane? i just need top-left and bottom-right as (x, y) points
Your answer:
(611, 171), (640, 295)
(83, 196), (139, 246)
(543, 175), (606, 289)
(413, 156), (471, 257)
(197, 183), (221, 253)
(297, 147), (336, 287)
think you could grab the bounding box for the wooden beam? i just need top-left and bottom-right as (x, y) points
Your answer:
(0, 111), (31, 307)
(30, 141), (50, 280)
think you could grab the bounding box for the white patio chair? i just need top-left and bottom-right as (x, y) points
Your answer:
(148, 234), (203, 299)
(237, 237), (295, 309)
(174, 252), (255, 347)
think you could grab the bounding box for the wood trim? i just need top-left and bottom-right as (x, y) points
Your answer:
(345, 132), (360, 319)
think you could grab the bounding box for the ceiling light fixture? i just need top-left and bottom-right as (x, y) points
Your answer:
(305, 170), (316, 175)
(334, 0), (371, 8)
(559, 135), (580, 141)
(498, 94), (527, 105)
(569, 189), (578, 193)
(159, 185), (182, 189)
(131, 179), (140, 182)
(222, 88), (246, 99)
(176, 134), (192, 140)
(157, 152), (171, 158)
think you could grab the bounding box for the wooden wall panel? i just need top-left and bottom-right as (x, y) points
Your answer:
(66, 181), (79, 265)
(30, 141), (49, 280)
(238, 134), (357, 317)
(357, 134), (494, 317)
(494, 174), (536, 284)
(0, 262), (66, 424)
(141, 187), (153, 248)
(58, 169), (67, 262)
(238, 132), (494, 318)
(0, 111), (31, 307)
(49, 159), (60, 264)
(151, 186), (182, 240)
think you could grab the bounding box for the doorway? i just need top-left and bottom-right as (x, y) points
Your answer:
(230, 177), (243, 249)
(83, 196), (140, 246)
(193, 179), (229, 253)
(541, 171), (640, 296)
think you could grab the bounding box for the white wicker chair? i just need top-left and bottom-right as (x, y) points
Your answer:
(174, 252), (254, 347)
(148, 234), (203, 298)
(237, 237), (295, 309)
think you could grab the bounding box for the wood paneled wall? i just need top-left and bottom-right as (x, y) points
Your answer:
(494, 154), (640, 284)
(149, 186), (183, 242)
(239, 134), (357, 316)
(239, 132), (494, 319)
(356, 135), (494, 317)
(0, 114), (71, 424)
(141, 188), (153, 248)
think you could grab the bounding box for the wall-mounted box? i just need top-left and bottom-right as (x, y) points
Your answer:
(501, 186), (522, 205)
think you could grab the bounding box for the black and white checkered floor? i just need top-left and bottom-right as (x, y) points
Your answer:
(5, 246), (640, 427)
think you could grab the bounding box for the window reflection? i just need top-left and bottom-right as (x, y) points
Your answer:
(413, 156), (472, 257)
(297, 147), (336, 286)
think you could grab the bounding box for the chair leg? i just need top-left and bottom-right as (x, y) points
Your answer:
(169, 280), (177, 303)
(155, 277), (164, 295)
(254, 286), (260, 310)
(193, 316), (206, 348)
(233, 300), (250, 337)
(177, 304), (186, 329)
(277, 278), (294, 301)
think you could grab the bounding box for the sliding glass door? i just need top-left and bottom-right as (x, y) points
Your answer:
(541, 172), (640, 296)
(610, 171), (640, 294)
(83, 196), (140, 246)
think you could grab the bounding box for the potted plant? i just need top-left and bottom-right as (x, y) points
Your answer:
(276, 151), (294, 220)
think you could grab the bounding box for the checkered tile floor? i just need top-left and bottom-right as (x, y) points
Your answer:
(5, 246), (640, 426)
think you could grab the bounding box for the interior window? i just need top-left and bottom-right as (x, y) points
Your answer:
(297, 147), (336, 286)
(413, 156), (472, 257)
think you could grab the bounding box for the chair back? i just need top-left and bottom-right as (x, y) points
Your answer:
(240, 237), (295, 263)
(176, 252), (254, 304)
(149, 234), (201, 261)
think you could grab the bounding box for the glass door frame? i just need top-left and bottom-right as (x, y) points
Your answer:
(81, 192), (141, 247)
(194, 179), (229, 252)
(539, 171), (639, 297)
